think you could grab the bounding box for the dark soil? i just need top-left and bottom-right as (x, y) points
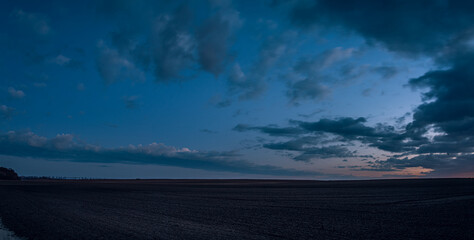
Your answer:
(0, 178), (472, 240)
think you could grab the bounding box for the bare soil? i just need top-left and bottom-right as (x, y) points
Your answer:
(0, 179), (472, 240)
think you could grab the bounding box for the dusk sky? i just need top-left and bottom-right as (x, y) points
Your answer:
(1, 0), (473, 179)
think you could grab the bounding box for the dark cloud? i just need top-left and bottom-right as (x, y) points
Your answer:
(266, 0), (473, 173)
(366, 154), (474, 176)
(234, 112), (473, 173)
(149, 5), (196, 81)
(0, 131), (318, 177)
(263, 136), (361, 162)
(236, 122), (368, 161)
(228, 32), (297, 100)
(233, 124), (304, 137)
(235, 117), (400, 141)
(300, 117), (395, 138)
(201, 129), (217, 134)
(409, 55), (474, 128)
(298, 118), (427, 154)
(263, 136), (323, 151)
(234, 117), (419, 162)
(96, 1), (242, 84)
(288, 0), (474, 57)
(405, 52), (474, 154)
(285, 47), (354, 104)
(197, 6), (241, 76)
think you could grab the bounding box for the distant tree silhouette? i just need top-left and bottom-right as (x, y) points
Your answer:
(0, 167), (20, 180)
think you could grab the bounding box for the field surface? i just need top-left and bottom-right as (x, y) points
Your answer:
(0, 179), (472, 240)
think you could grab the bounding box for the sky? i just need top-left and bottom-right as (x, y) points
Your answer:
(0, 0), (473, 179)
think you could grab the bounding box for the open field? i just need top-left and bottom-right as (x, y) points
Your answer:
(0, 179), (472, 240)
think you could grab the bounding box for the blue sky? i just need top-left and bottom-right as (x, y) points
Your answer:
(1, 0), (473, 179)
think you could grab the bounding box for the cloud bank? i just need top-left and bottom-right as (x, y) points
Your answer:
(0, 131), (318, 177)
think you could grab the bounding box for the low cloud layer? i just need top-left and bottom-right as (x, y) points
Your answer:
(0, 131), (317, 177)
(234, 115), (473, 176)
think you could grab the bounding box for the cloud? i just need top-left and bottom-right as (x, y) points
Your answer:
(286, 78), (330, 103)
(149, 5), (196, 81)
(297, 109), (325, 118)
(50, 54), (84, 69)
(201, 129), (217, 134)
(197, 5), (242, 76)
(8, 87), (25, 99)
(288, 0), (474, 57)
(406, 52), (474, 154)
(228, 32), (296, 100)
(294, 47), (355, 73)
(96, 3), (196, 83)
(409, 57), (474, 123)
(95, 1), (243, 84)
(233, 124), (304, 137)
(361, 88), (372, 97)
(0, 131), (318, 176)
(370, 66), (398, 79)
(123, 95), (140, 109)
(97, 43), (146, 84)
(300, 117), (395, 138)
(53, 54), (70, 65)
(234, 117), (408, 157)
(0, 105), (15, 119)
(292, 146), (356, 162)
(297, 118), (425, 154)
(263, 136), (323, 151)
(227, 63), (266, 100)
(263, 136), (361, 162)
(208, 94), (232, 108)
(233, 113), (474, 174)
(224, 0), (474, 176)
(11, 9), (51, 36)
(284, 47), (355, 104)
(235, 123), (363, 161)
(277, 0), (474, 157)
(365, 154), (474, 177)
